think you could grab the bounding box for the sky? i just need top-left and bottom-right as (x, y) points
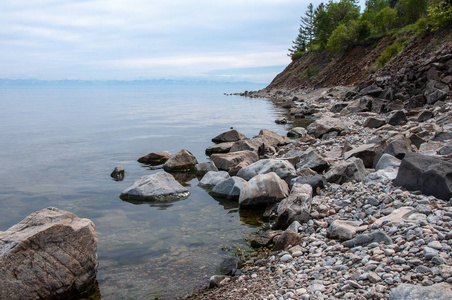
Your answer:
(0, 0), (333, 83)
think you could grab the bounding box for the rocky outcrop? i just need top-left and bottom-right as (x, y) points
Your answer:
(163, 149), (198, 172)
(0, 207), (97, 300)
(120, 172), (190, 201)
(239, 172), (289, 207)
(394, 153), (452, 200)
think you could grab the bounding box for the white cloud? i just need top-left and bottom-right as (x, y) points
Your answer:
(0, 0), (316, 82)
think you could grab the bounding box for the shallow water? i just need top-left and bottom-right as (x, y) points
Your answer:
(0, 83), (293, 299)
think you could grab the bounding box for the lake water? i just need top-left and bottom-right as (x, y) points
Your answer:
(0, 83), (294, 299)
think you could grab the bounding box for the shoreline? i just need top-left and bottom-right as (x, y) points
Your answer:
(183, 83), (452, 299)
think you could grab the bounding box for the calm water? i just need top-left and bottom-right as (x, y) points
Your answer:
(0, 83), (291, 299)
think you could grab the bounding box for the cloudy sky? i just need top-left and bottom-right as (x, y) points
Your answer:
(0, 0), (328, 83)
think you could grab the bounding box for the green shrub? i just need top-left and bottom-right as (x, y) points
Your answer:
(326, 23), (358, 55)
(305, 66), (319, 77)
(375, 7), (398, 33)
(427, 2), (452, 31)
(377, 42), (402, 67)
(356, 19), (374, 40)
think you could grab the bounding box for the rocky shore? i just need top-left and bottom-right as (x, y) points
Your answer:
(183, 41), (452, 299)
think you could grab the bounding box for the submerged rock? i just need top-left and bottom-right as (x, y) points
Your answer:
(120, 172), (190, 201)
(0, 207), (98, 300)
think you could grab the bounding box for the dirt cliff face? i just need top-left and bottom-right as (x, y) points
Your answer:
(266, 27), (452, 93)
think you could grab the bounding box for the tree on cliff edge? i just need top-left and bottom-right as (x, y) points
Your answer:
(288, 3), (316, 57)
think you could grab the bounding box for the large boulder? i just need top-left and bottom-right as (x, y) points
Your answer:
(163, 149), (198, 172)
(389, 283), (452, 300)
(307, 117), (347, 138)
(120, 172), (190, 201)
(258, 129), (291, 147)
(239, 172), (289, 207)
(138, 151), (172, 164)
(205, 142), (234, 155)
(274, 183), (313, 229)
(296, 149), (329, 172)
(287, 127), (307, 138)
(199, 171), (230, 187)
(236, 159), (296, 182)
(212, 129), (246, 144)
(324, 158), (367, 184)
(0, 207), (97, 300)
(209, 177), (247, 200)
(394, 153), (452, 200)
(210, 151), (259, 172)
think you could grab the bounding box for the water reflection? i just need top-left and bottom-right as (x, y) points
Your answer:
(170, 172), (197, 187)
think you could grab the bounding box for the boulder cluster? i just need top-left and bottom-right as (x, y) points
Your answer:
(187, 77), (451, 299)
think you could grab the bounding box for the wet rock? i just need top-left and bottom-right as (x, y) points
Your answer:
(205, 142), (234, 155)
(387, 110), (408, 126)
(137, 151), (172, 164)
(236, 159), (296, 182)
(258, 129), (291, 147)
(209, 275), (228, 288)
(210, 151), (259, 172)
(274, 183), (312, 229)
(394, 153), (452, 200)
(0, 207), (97, 300)
(199, 171), (230, 187)
(239, 172), (289, 207)
(324, 157), (367, 184)
(163, 149), (198, 172)
(307, 117), (347, 138)
(388, 282), (452, 300)
(275, 117), (287, 124)
(195, 162), (218, 176)
(212, 129), (247, 144)
(120, 172), (190, 201)
(110, 165), (125, 180)
(363, 117), (386, 129)
(217, 257), (240, 276)
(296, 149), (329, 172)
(273, 229), (302, 250)
(343, 231), (393, 248)
(209, 177), (247, 200)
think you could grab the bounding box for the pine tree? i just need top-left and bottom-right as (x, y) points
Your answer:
(288, 3), (316, 57)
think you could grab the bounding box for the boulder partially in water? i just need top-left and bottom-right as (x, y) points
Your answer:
(137, 151), (172, 164)
(0, 207), (98, 300)
(163, 149), (198, 172)
(120, 172), (190, 201)
(212, 129), (247, 144)
(199, 171), (230, 187)
(210, 151), (259, 173)
(209, 177), (247, 200)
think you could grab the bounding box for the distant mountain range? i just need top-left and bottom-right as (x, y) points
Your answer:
(0, 78), (263, 87)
